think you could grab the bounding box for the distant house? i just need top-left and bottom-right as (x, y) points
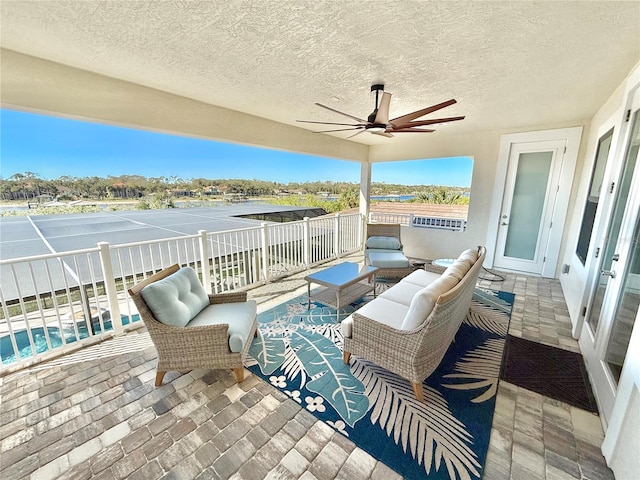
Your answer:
(27, 194), (54, 208)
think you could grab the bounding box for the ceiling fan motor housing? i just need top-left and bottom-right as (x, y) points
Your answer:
(369, 84), (385, 123)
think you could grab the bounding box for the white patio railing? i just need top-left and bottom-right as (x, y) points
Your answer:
(0, 213), (364, 372)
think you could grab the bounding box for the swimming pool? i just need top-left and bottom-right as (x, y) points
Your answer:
(1, 314), (140, 365)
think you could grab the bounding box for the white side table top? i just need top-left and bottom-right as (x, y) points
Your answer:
(432, 258), (455, 268)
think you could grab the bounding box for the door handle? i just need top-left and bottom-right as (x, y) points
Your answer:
(601, 270), (616, 278)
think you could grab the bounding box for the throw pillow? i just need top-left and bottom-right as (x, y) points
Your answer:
(141, 267), (209, 327)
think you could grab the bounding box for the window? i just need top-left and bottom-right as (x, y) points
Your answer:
(576, 128), (614, 265)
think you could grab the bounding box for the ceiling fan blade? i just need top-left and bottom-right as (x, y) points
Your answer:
(297, 120), (363, 127)
(390, 128), (436, 133)
(373, 131), (394, 138)
(314, 127), (363, 133)
(374, 92), (392, 124)
(315, 103), (369, 124)
(389, 99), (457, 127)
(347, 130), (368, 139)
(392, 116), (465, 130)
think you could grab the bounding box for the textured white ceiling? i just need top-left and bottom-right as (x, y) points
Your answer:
(1, 1), (639, 146)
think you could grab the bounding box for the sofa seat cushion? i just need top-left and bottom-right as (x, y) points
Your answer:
(379, 282), (423, 307)
(365, 235), (402, 250)
(367, 251), (410, 269)
(341, 297), (407, 338)
(141, 267), (209, 327)
(400, 269), (442, 288)
(401, 274), (460, 331)
(188, 300), (257, 352)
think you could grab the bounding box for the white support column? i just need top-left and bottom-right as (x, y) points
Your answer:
(198, 230), (212, 294)
(261, 223), (270, 283)
(359, 161), (372, 221)
(360, 161), (372, 246)
(97, 242), (122, 335)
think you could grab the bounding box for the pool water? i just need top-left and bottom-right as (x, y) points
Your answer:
(1, 314), (140, 365)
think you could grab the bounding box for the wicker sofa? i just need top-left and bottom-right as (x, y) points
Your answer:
(342, 246), (486, 401)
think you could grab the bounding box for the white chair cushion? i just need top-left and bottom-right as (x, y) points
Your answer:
(341, 297), (407, 338)
(401, 274), (459, 331)
(141, 267), (209, 327)
(365, 236), (402, 250)
(379, 282), (423, 307)
(400, 269), (441, 288)
(367, 251), (410, 269)
(188, 300), (257, 352)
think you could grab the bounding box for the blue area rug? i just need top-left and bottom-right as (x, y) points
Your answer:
(247, 287), (514, 480)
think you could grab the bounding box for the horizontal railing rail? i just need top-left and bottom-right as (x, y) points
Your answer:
(0, 213), (364, 372)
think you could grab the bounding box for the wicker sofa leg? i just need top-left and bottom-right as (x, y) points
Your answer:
(155, 371), (166, 387)
(343, 351), (351, 364)
(412, 382), (424, 402)
(233, 367), (245, 383)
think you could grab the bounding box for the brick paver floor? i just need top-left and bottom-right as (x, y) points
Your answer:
(0, 256), (614, 479)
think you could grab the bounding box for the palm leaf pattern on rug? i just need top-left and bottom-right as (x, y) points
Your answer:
(248, 290), (513, 480)
(464, 304), (509, 336)
(290, 329), (369, 426)
(442, 338), (505, 403)
(352, 359), (481, 480)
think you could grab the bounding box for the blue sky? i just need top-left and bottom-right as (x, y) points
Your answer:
(1, 109), (472, 187)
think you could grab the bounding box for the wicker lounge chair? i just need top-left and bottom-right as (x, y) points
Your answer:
(343, 246), (486, 401)
(364, 223), (414, 279)
(128, 264), (258, 386)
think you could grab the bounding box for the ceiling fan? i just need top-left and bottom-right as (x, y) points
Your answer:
(297, 84), (464, 138)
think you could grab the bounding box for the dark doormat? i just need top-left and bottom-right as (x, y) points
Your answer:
(500, 335), (598, 414)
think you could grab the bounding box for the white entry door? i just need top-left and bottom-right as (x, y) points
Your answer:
(493, 139), (567, 275)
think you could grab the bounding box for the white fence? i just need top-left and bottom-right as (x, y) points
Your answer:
(0, 213), (363, 372)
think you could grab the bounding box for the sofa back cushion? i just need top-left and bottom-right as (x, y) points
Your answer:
(141, 267), (209, 327)
(401, 274), (459, 330)
(365, 235), (402, 250)
(457, 247), (479, 268)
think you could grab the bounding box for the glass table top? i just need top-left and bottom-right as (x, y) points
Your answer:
(305, 262), (377, 288)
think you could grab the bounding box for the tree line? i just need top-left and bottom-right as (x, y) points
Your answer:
(0, 172), (469, 205)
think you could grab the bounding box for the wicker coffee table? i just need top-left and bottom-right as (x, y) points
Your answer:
(304, 262), (378, 320)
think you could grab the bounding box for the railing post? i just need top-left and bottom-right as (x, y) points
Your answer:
(409, 213), (415, 228)
(261, 223), (270, 283)
(334, 213), (341, 258)
(303, 217), (311, 268)
(198, 230), (212, 294)
(97, 242), (122, 335)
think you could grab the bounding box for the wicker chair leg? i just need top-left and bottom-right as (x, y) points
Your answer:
(343, 351), (351, 364)
(412, 382), (424, 402)
(155, 371), (166, 387)
(233, 367), (245, 383)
